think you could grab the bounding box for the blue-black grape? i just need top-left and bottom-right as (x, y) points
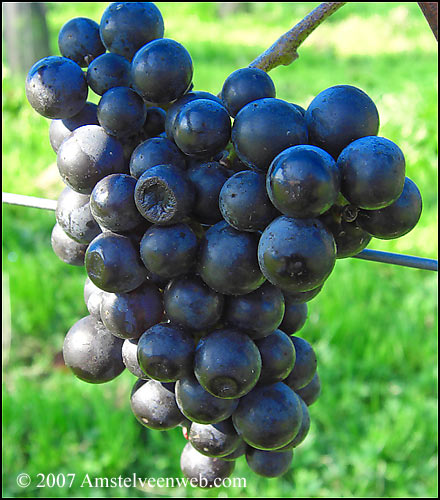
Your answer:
(232, 382), (303, 450)
(258, 216), (336, 293)
(284, 336), (317, 391)
(275, 395), (310, 450)
(173, 99), (231, 159)
(255, 329), (296, 385)
(164, 275), (224, 331)
(188, 419), (242, 458)
(134, 164), (195, 225)
(180, 442), (235, 488)
(131, 38), (193, 103)
(58, 17), (105, 67)
(187, 161), (231, 224)
(63, 315), (125, 383)
(122, 339), (150, 380)
(100, 281), (164, 339)
(221, 67), (276, 118)
(97, 87), (147, 138)
(198, 220), (265, 296)
(279, 301), (308, 335)
(295, 372), (321, 406)
(357, 177), (422, 239)
(130, 379), (185, 430)
(175, 374), (239, 424)
(305, 85), (379, 159)
(51, 223), (88, 267)
(224, 282), (285, 339)
(56, 186), (101, 244)
(86, 53), (132, 95)
(90, 173), (145, 233)
(130, 137), (187, 179)
(85, 232), (148, 293)
(246, 447), (293, 477)
(337, 136), (406, 210)
(194, 328), (262, 399)
(143, 106), (166, 138)
(49, 102), (99, 153)
(139, 223), (198, 279)
(99, 2), (164, 61)
(26, 56), (88, 119)
(137, 323), (194, 382)
(219, 170), (280, 232)
(319, 209), (372, 258)
(57, 125), (125, 194)
(267, 145), (340, 219)
(165, 91), (223, 141)
(232, 98), (308, 171)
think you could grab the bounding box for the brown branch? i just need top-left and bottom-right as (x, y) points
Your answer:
(418, 2), (438, 41)
(248, 2), (346, 72)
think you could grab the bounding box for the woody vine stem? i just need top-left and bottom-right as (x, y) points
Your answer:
(249, 2), (346, 72)
(249, 2), (437, 73)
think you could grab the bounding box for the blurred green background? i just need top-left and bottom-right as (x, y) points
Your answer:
(2, 2), (438, 498)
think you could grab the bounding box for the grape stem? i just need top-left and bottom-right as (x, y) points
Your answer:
(2, 192), (57, 211)
(418, 2), (438, 41)
(248, 2), (346, 72)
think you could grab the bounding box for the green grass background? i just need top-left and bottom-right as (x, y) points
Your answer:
(2, 2), (438, 498)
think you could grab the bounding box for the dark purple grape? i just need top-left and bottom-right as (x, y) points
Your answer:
(180, 442), (235, 488)
(130, 379), (185, 430)
(131, 38), (193, 103)
(57, 125), (125, 195)
(164, 275), (224, 331)
(357, 177), (422, 239)
(284, 336), (317, 391)
(224, 282), (285, 339)
(221, 67), (276, 118)
(295, 372), (321, 406)
(85, 232), (147, 293)
(305, 85), (379, 159)
(232, 382), (302, 450)
(175, 374), (238, 424)
(26, 56), (88, 119)
(188, 419), (242, 458)
(198, 220), (265, 296)
(99, 2), (164, 61)
(51, 223), (88, 266)
(194, 328), (262, 399)
(255, 329), (295, 385)
(100, 281), (163, 339)
(137, 323), (194, 382)
(258, 216), (336, 293)
(232, 98), (308, 171)
(58, 17), (105, 67)
(63, 315), (125, 383)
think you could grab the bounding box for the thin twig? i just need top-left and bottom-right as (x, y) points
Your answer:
(418, 2), (438, 41)
(353, 249), (438, 272)
(248, 2), (346, 72)
(2, 192), (57, 211)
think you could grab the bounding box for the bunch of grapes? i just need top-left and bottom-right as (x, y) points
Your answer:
(25, 2), (423, 488)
